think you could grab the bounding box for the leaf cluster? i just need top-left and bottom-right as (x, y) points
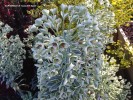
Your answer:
(109, 0), (133, 27)
(105, 40), (133, 68)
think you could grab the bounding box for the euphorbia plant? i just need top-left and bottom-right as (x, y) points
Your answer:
(0, 21), (25, 89)
(30, 3), (131, 99)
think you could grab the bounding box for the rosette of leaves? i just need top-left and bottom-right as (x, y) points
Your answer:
(28, 3), (129, 99)
(0, 21), (26, 89)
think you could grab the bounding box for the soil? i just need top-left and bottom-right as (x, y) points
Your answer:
(0, 83), (22, 100)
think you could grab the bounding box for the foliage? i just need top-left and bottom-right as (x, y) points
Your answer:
(99, 55), (131, 100)
(54, 0), (85, 5)
(0, 0), (132, 99)
(106, 40), (133, 68)
(27, 0), (85, 18)
(0, 21), (26, 89)
(109, 0), (133, 27)
(27, 2), (57, 18)
(85, 0), (111, 10)
(29, 3), (131, 100)
(21, 0), (41, 3)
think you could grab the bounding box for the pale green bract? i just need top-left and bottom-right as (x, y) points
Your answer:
(30, 3), (131, 100)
